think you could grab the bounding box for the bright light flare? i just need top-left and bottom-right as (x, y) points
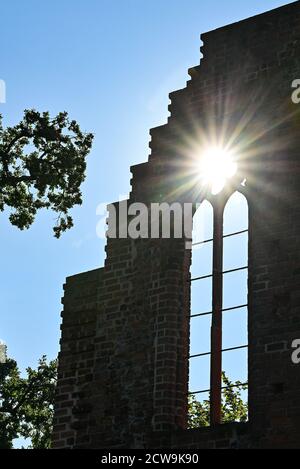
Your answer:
(198, 147), (237, 195)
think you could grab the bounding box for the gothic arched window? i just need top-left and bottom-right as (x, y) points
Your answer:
(189, 191), (248, 426)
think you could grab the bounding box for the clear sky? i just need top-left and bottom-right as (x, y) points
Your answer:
(0, 0), (293, 381)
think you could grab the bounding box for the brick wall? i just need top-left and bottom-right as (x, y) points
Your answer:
(52, 1), (300, 449)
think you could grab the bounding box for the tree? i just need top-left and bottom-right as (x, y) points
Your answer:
(0, 110), (93, 237)
(188, 372), (248, 428)
(0, 355), (57, 449)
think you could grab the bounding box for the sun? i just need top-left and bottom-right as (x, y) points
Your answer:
(198, 146), (237, 195)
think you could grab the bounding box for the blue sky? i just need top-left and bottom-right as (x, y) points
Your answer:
(0, 0), (292, 380)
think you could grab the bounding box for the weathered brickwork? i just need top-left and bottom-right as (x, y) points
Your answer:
(53, 2), (300, 448)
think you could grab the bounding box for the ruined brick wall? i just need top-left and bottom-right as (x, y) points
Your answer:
(52, 1), (300, 449)
(52, 269), (101, 447)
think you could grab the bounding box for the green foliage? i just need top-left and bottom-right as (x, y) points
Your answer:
(220, 373), (248, 424)
(188, 394), (210, 428)
(188, 372), (248, 429)
(0, 356), (57, 449)
(0, 110), (93, 237)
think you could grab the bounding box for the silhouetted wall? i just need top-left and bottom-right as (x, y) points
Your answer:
(52, 1), (300, 449)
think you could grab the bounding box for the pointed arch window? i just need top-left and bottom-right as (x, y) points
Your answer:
(189, 191), (248, 426)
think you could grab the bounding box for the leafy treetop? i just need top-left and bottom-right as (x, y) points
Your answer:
(0, 110), (93, 237)
(0, 355), (57, 449)
(188, 372), (248, 428)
